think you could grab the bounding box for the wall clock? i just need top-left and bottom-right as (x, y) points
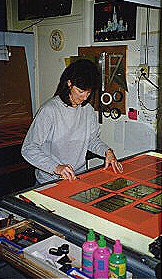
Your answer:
(50, 29), (64, 51)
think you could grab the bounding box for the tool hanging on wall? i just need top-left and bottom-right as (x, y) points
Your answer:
(98, 52), (106, 124)
(103, 107), (121, 119)
(101, 90), (123, 106)
(110, 107), (121, 119)
(113, 90), (123, 102)
(98, 52), (124, 122)
(107, 54), (128, 92)
(101, 92), (113, 106)
(79, 46), (127, 118)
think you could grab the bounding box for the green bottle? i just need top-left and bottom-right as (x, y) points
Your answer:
(109, 240), (126, 279)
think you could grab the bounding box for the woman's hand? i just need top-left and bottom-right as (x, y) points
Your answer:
(104, 149), (123, 173)
(55, 164), (76, 181)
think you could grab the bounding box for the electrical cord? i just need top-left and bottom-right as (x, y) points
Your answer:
(137, 70), (160, 111)
(142, 73), (159, 90)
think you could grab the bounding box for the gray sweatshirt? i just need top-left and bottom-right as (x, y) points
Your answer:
(21, 96), (109, 184)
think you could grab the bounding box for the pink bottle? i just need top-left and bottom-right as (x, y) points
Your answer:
(93, 235), (110, 279)
(82, 229), (98, 278)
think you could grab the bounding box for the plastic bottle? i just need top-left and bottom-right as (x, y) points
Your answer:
(82, 229), (98, 278)
(109, 240), (127, 279)
(93, 235), (110, 279)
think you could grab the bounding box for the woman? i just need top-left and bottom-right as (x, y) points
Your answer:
(21, 59), (122, 184)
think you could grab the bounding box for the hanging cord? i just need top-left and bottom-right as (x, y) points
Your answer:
(137, 69), (160, 111)
(137, 8), (160, 112)
(141, 73), (159, 90)
(20, 18), (44, 32)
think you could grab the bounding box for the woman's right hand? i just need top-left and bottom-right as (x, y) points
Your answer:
(54, 164), (76, 181)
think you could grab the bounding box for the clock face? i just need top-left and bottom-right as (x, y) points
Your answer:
(50, 29), (64, 51)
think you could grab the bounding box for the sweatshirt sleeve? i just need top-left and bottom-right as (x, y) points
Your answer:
(21, 105), (59, 174)
(88, 108), (109, 157)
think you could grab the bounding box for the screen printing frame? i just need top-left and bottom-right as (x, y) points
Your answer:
(9, 150), (162, 257)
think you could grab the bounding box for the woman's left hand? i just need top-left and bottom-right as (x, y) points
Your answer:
(103, 149), (123, 173)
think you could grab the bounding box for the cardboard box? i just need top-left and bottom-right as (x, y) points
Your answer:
(23, 235), (82, 278)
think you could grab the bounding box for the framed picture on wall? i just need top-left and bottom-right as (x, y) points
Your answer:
(94, 1), (137, 42)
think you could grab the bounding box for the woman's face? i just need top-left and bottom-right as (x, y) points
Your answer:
(67, 80), (91, 107)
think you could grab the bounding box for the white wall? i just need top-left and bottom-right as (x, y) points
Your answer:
(32, 0), (85, 109)
(6, 0), (161, 160)
(90, 5), (160, 159)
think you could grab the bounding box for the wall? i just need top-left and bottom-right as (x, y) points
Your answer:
(6, 0), (161, 160)
(91, 5), (161, 159)
(33, 1), (85, 108)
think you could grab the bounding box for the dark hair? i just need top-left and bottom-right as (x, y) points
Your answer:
(54, 59), (100, 106)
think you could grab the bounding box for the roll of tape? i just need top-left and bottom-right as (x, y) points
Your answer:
(110, 107), (121, 119)
(112, 90), (123, 102)
(103, 108), (111, 118)
(101, 92), (113, 105)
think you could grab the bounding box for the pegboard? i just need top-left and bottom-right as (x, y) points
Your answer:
(78, 46), (127, 115)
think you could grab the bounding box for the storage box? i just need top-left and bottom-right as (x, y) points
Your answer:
(23, 235), (82, 278)
(0, 219), (64, 246)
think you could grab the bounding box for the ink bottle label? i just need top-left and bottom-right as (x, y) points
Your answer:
(82, 251), (94, 275)
(82, 229), (98, 278)
(93, 235), (110, 279)
(109, 240), (126, 279)
(109, 262), (126, 278)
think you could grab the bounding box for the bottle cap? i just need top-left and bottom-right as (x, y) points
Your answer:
(87, 229), (95, 241)
(98, 235), (106, 248)
(114, 240), (122, 253)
